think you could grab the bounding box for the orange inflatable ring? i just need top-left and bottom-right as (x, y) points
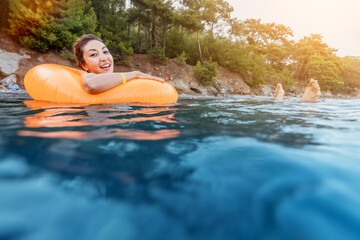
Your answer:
(24, 64), (178, 104)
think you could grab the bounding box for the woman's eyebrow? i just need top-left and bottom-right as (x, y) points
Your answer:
(87, 46), (107, 53)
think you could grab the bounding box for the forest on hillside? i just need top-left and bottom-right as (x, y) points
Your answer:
(1, 0), (360, 94)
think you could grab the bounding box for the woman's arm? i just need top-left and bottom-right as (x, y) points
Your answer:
(82, 71), (165, 94)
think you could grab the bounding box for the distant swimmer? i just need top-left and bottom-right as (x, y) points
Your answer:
(274, 79), (321, 103)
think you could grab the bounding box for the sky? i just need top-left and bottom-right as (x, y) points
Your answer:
(225, 0), (360, 57)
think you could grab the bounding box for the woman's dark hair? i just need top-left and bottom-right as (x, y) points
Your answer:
(73, 34), (103, 70)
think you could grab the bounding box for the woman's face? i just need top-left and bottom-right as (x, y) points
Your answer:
(82, 40), (114, 74)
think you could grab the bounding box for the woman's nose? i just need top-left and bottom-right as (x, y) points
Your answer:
(99, 53), (107, 61)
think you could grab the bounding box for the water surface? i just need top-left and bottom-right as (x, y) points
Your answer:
(1, 96), (360, 240)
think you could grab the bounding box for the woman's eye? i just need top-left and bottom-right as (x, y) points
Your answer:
(90, 53), (97, 57)
(104, 50), (109, 54)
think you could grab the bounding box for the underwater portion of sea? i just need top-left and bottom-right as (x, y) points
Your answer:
(1, 95), (360, 240)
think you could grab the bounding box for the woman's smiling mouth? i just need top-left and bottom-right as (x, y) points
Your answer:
(100, 63), (111, 69)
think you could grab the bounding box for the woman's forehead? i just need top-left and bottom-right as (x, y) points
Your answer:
(84, 40), (106, 51)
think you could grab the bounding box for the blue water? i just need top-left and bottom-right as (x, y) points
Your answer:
(1, 96), (360, 240)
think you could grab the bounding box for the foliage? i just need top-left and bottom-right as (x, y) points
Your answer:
(50, 0), (99, 50)
(243, 52), (267, 87)
(305, 53), (343, 92)
(231, 18), (294, 69)
(216, 42), (267, 87)
(193, 58), (218, 85)
(180, 0), (233, 62)
(341, 57), (360, 89)
(176, 51), (188, 64)
(0, 0), (10, 29)
(165, 27), (188, 59)
(7, 0), (98, 52)
(291, 34), (338, 81)
(148, 47), (166, 64)
(7, 0), (55, 51)
(91, 0), (133, 62)
(269, 67), (295, 87)
(59, 49), (75, 61)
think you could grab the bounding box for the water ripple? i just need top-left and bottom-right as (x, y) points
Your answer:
(0, 97), (360, 239)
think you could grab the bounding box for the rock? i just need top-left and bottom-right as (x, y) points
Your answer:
(288, 85), (302, 95)
(189, 81), (199, 89)
(0, 49), (30, 75)
(260, 85), (274, 96)
(206, 86), (218, 95)
(231, 80), (251, 95)
(19, 48), (31, 56)
(0, 89), (31, 100)
(322, 90), (333, 98)
(334, 93), (349, 99)
(189, 81), (207, 94)
(168, 80), (189, 94)
(214, 67), (250, 95)
(354, 89), (360, 98)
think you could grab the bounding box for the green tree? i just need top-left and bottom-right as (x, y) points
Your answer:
(229, 18), (296, 87)
(341, 56), (360, 89)
(193, 58), (218, 85)
(50, 0), (98, 51)
(130, 0), (164, 49)
(157, 0), (180, 56)
(180, 0), (206, 63)
(7, 0), (56, 51)
(7, 0), (98, 52)
(305, 53), (343, 91)
(218, 41), (267, 87)
(126, 3), (148, 53)
(165, 26), (188, 59)
(201, 0), (233, 37)
(181, 0), (233, 63)
(291, 34), (339, 82)
(244, 51), (267, 87)
(91, 0), (133, 62)
(230, 18), (294, 70)
(0, 0), (10, 29)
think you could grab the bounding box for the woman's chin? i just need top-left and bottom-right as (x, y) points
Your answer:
(98, 67), (113, 74)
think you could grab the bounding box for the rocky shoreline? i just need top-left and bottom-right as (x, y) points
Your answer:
(1, 90), (359, 104)
(0, 90), (31, 100)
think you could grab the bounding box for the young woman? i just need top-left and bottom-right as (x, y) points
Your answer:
(73, 34), (164, 94)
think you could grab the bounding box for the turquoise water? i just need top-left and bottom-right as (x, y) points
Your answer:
(1, 96), (360, 240)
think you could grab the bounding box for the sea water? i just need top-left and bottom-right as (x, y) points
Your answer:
(0, 96), (360, 240)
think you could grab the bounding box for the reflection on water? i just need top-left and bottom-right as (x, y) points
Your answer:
(18, 100), (180, 140)
(0, 97), (360, 239)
